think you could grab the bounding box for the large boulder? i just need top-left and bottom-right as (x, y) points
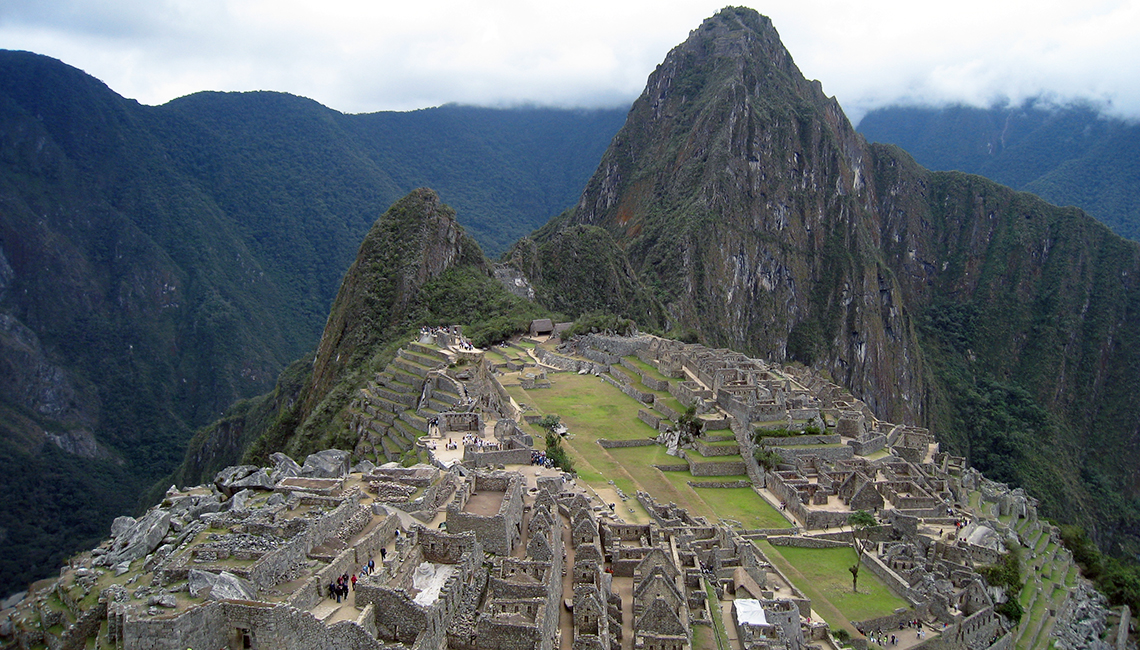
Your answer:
(229, 489), (255, 512)
(230, 468), (276, 491)
(102, 509), (171, 566)
(351, 459), (376, 475)
(188, 569), (257, 601)
(269, 452), (302, 482)
(214, 465), (260, 497)
(301, 449), (350, 478)
(110, 516), (136, 539)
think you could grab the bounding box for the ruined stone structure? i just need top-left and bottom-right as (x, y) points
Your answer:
(3, 332), (1115, 650)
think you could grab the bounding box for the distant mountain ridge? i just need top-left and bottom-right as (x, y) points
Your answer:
(857, 102), (1140, 242)
(0, 49), (623, 595)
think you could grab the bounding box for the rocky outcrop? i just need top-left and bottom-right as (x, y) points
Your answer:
(560, 8), (924, 425)
(1052, 583), (1113, 650)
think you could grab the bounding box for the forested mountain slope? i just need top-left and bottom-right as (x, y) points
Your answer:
(0, 49), (622, 595)
(858, 103), (1140, 242)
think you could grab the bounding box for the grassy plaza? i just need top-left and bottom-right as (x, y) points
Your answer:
(506, 371), (791, 529)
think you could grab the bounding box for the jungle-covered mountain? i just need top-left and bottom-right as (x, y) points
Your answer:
(511, 7), (1140, 564)
(858, 102), (1140, 242)
(0, 49), (623, 595)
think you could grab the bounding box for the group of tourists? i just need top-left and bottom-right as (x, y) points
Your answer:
(531, 449), (556, 468)
(866, 619), (925, 646)
(461, 434), (498, 451)
(328, 558), (379, 603)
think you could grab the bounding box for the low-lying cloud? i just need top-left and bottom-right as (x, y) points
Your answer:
(1, 0), (1137, 122)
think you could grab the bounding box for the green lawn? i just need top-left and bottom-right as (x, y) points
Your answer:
(511, 372), (794, 531)
(516, 373), (660, 441)
(691, 487), (791, 529)
(758, 541), (908, 626)
(623, 355), (672, 383)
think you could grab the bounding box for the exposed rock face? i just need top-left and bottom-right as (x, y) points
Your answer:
(561, 8), (924, 424)
(188, 569), (257, 601)
(534, 6), (1140, 548)
(1052, 583), (1112, 650)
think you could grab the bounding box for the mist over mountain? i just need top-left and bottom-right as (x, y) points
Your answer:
(858, 102), (1140, 243)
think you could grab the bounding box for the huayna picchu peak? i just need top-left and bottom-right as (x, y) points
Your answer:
(2, 6), (1140, 650)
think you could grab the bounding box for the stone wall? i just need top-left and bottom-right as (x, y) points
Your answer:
(757, 433), (841, 447)
(859, 552), (916, 604)
(58, 600), (106, 650)
(597, 438), (658, 449)
(770, 444), (853, 462)
(638, 409), (662, 430)
(686, 480), (752, 489)
(446, 472), (524, 555)
(579, 334), (651, 358)
(765, 536), (850, 549)
(246, 497), (364, 591)
(601, 374), (653, 404)
(534, 348), (608, 375)
(686, 457), (747, 477)
(694, 440), (740, 457)
(464, 444), (532, 467)
(847, 435), (887, 456)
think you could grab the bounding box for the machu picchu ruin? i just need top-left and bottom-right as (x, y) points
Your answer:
(2, 329), (1128, 650)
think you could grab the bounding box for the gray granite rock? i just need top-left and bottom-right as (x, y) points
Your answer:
(104, 509), (171, 566)
(189, 569), (256, 601)
(231, 468), (275, 491)
(301, 449), (350, 478)
(269, 452), (302, 481)
(351, 459), (377, 474)
(110, 516), (136, 539)
(214, 465), (260, 497)
(148, 594), (177, 608)
(229, 488), (254, 512)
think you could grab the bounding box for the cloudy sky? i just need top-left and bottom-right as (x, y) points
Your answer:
(2, 0), (1138, 124)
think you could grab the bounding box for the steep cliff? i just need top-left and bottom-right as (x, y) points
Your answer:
(538, 7), (1140, 553)
(561, 7), (924, 425)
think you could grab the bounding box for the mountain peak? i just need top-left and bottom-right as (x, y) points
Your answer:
(307, 188), (482, 402)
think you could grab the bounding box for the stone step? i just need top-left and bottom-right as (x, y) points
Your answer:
(379, 436), (404, 461)
(392, 357), (432, 379)
(378, 369), (421, 387)
(425, 398), (451, 413)
(372, 385), (418, 408)
(378, 375), (418, 394)
(407, 342), (450, 362)
(433, 389), (462, 405)
(399, 348), (445, 370)
(391, 419), (421, 444)
(400, 410), (429, 432)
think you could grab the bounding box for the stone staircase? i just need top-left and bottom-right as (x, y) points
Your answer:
(348, 342), (455, 463)
(1010, 514), (1078, 649)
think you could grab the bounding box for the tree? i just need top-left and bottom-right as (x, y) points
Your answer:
(753, 448), (781, 472)
(847, 510), (877, 593)
(676, 407), (701, 446)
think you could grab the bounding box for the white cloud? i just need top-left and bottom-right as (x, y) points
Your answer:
(1, 0), (1138, 121)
